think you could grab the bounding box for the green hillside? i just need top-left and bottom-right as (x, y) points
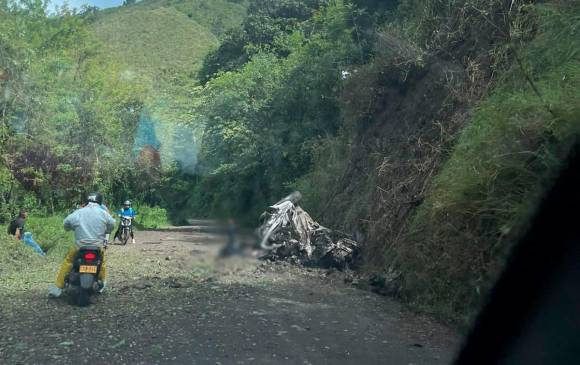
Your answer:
(87, 0), (248, 172)
(137, 0), (248, 36)
(91, 0), (247, 77)
(92, 6), (218, 77)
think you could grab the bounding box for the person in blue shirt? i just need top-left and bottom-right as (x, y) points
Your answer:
(113, 200), (137, 244)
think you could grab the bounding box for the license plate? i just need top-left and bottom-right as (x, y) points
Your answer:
(79, 265), (97, 274)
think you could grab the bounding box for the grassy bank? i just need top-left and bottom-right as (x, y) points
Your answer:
(0, 207), (170, 292)
(395, 2), (580, 324)
(290, 0), (579, 325)
(0, 216), (71, 293)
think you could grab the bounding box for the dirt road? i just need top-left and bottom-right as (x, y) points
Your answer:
(0, 225), (458, 364)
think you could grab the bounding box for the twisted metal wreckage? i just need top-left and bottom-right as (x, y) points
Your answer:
(258, 192), (360, 269)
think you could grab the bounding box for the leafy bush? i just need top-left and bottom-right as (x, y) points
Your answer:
(134, 206), (170, 229)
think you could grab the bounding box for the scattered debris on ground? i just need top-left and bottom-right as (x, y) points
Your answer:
(357, 270), (403, 297)
(258, 192), (360, 269)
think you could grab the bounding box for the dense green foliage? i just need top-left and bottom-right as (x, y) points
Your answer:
(0, 0), (236, 223)
(0, 2), (164, 220)
(134, 205), (170, 229)
(180, 0), (365, 221)
(0, 0), (394, 223)
(197, 0), (394, 83)
(0, 0), (255, 227)
(197, 0), (328, 83)
(1, 0), (578, 326)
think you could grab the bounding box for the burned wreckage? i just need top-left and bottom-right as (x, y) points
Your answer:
(257, 192), (360, 269)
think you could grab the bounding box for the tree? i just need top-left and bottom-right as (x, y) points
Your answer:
(190, 1), (361, 219)
(198, 0), (328, 83)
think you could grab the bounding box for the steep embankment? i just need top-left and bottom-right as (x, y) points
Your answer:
(301, 0), (580, 324)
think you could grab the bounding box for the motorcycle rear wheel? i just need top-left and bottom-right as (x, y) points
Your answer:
(78, 288), (90, 307)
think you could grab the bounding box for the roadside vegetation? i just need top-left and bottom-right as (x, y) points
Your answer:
(298, 0), (580, 324)
(0, 208), (169, 289)
(0, 216), (72, 293)
(403, 2), (580, 321)
(1, 0), (578, 326)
